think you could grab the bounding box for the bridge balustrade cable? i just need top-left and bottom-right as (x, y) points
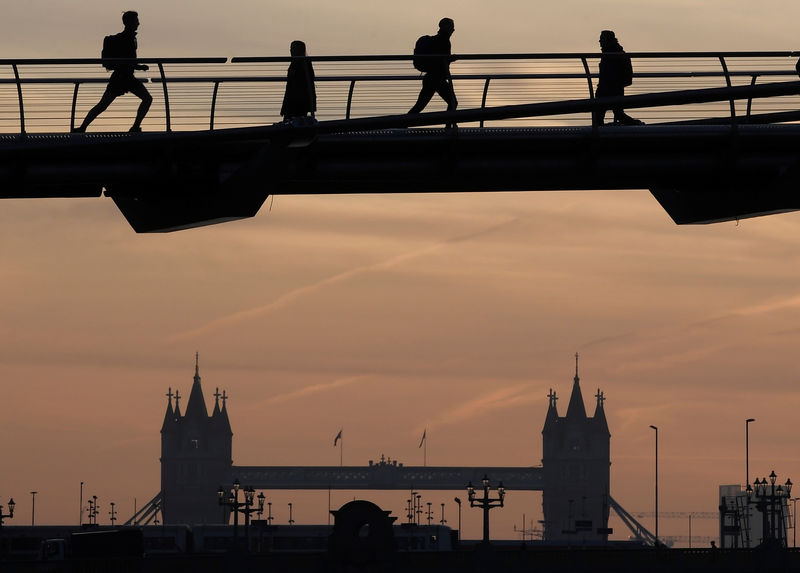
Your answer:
(0, 52), (798, 134)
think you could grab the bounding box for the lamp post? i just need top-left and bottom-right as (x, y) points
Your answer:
(748, 471), (793, 546)
(792, 497), (799, 548)
(288, 502), (294, 525)
(267, 501), (273, 525)
(257, 492), (265, 520)
(86, 496), (99, 526)
(0, 498), (15, 527)
(109, 502), (117, 526)
(649, 425), (659, 543)
(30, 491), (37, 526)
(467, 475), (506, 544)
(746, 418), (755, 488)
(218, 480), (259, 550)
(454, 497), (462, 542)
(440, 502), (446, 526)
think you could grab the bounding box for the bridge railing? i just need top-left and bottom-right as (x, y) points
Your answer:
(1, 52), (799, 133)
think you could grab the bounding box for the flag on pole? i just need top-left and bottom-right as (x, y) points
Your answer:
(418, 428), (426, 448)
(334, 428), (342, 446)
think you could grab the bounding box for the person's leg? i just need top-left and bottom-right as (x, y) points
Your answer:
(610, 86), (640, 124)
(409, 75), (436, 114)
(435, 78), (457, 111)
(593, 85), (608, 126)
(74, 90), (117, 132)
(127, 80), (152, 131)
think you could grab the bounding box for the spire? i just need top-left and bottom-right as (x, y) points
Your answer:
(593, 388), (610, 434)
(184, 354), (208, 419)
(566, 352), (587, 419)
(161, 387), (175, 431)
(212, 387), (221, 416)
(542, 388), (559, 432)
(217, 389), (232, 433)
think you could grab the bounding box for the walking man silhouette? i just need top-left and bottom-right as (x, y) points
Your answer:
(74, 11), (152, 133)
(409, 18), (458, 118)
(594, 30), (642, 126)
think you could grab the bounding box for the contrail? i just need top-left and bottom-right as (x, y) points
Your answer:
(166, 217), (517, 343)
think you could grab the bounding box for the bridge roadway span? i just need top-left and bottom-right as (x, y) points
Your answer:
(4, 122), (800, 232)
(230, 464), (543, 490)
(5, 81), (800, 232)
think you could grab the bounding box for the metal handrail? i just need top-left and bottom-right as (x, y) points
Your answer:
(2, 52), (798, 133)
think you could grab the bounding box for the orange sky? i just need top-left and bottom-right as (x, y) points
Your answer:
(2, 1), (800, 545)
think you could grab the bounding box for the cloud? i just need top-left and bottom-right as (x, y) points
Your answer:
(423, 383), (538, 431)
(257, 374), (369, 407)
(166, 217), (517, 343)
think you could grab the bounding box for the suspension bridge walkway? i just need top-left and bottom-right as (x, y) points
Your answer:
(2, 51), (800, 231)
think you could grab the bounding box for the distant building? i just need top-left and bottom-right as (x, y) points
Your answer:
(541, 356), (611, 542)
(160, 355), (232, 524)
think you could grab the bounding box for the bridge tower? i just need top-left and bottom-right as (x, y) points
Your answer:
(160, 354), (233, 524)
(541, 354), (611, 542)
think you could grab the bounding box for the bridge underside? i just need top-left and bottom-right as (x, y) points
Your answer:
(229, 465), (544, 491)
(2, 123), (800, 231)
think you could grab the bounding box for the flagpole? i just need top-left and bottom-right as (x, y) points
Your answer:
(424, 433), (427, 467)
(340, 435), (343, 467)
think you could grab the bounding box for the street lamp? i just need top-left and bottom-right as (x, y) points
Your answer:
(748, 471), (793, 546)
(257, 492), (265, 520)
(792, 497), (799, 548)
(454, 497), (462, 542)
(746, 418), (755, 488)
(109, 502), (117, 526)
(288, 502), (294, 525)
(30, 491), (37, 526)
(87, 496), (99, 526)
(467, 475), (506, 544)
(218, 480), (258, 550)
(0, 498), (15, 527)
(649, 425), (659, 543)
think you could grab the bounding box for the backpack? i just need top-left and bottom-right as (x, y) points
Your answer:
(413, 35), (436, 73)
(621, 53), (633, 87)
(101, 33), (125, 70)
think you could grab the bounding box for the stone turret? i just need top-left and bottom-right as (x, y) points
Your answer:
(541, 354), (611, 542)
(160, 354), (233, 524)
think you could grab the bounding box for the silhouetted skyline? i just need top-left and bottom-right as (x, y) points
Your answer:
(2, 0), (800, 546)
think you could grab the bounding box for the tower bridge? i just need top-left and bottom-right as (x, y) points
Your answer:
(231, 462), (543, 491)
(3, 52), (800, 232)
(152, 354), (622, 543)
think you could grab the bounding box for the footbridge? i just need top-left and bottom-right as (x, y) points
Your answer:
(231, 460), (543, 490)
(3, 51), (800, 231)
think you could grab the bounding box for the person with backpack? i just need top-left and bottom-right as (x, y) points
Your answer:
(593, 30), (642, 126)
(408, 18), (458, 120)
(74, 11), (152, 133)
(280, 40), (316, 122)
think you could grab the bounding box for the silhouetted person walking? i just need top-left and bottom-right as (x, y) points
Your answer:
(409, 18), (458, 119)
(74, 11), (152, 133)
(594, 30), (642, 126)
(281, 41), (316, 122)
